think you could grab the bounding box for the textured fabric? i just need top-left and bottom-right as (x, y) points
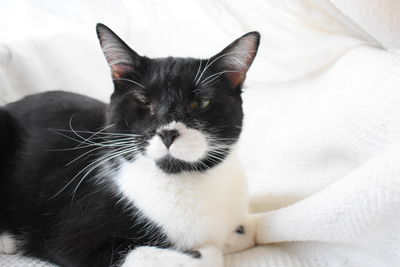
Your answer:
(1, 0), (400, 266)
(0, 254), (54, 267)
(330, 0), (400, 49)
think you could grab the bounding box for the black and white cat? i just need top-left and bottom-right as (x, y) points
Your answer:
(0, 24), (266, 266)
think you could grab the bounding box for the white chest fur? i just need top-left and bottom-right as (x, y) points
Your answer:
(115, 151), (250, 250)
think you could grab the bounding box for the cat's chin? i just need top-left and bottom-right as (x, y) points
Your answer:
(155, 152), (228, 174)
(155, 155), (203, 174)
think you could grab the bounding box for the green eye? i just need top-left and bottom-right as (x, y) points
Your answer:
(190, 99), (210, 110)
(199, 99), (210, 108)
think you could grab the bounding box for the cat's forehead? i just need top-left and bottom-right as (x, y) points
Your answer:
(145, 57), (203, 95)
(150, 57), (199, 79)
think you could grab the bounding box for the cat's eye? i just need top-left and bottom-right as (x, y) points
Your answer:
(190, 99), (210, 110)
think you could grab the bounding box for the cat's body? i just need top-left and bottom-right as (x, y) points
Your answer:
(0, 92), (170, 266)
(0, 24), (263, 266)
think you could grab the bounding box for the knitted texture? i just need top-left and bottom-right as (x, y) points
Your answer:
(0, 254), (54, 267)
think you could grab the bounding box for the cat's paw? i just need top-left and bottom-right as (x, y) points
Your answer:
(0, 233), (17, 254)
(196, 245), (224, 266)
(121, 245), (223, 267)
(222, 215), (258, 254)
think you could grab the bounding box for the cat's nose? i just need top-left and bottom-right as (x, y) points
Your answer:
(158, 130), (180, 148)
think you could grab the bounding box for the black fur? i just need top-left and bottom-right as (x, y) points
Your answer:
(0, 92), (172, 266)
(0, 24), (260, 266)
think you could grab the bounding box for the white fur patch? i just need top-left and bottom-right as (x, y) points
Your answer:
(146, 121), (208, 162)
(146, 135), (169, 160)
(0, 233), (18, 254)
(116, 149), (251, 252)
(223, 214), (257, 253)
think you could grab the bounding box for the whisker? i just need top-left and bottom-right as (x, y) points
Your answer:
(68, 115), (98, 147)
(113, 78), (146, 89)
(201, 70), (242, 87)
(48, 135), (144, 151)
(71, 146), (140, 202)
(49, 130), (94, 147)
(49, 128), (142, 137)
(196, 58), (210, 85)
(75, 124), (115, 148)
(64, 137), (144, 167)
(194, 59), (203, 82)
(49, 145), (136, 200)
(65, 146), (104, 166)
(195, 50), (256, 85)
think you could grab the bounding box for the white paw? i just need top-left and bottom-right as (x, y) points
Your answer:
(121, 245), (223, 267)
(0, 233), (18, 254)
(197, 245), (224, 267)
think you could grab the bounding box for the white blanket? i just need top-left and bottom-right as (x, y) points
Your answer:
(1, 0), (399, 266)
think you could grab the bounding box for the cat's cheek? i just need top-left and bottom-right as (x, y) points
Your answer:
(146, 135), (168, 160)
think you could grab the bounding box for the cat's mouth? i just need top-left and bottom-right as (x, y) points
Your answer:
(143, 121), (234, 173)
(155, 155), (201, 174)
(146, 121), (208, 164)
(154, 146), (231, 174)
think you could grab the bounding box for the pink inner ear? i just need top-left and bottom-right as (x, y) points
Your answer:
(226, 52), (254, 87)
(111, 64), (134, 79)
(221, 33), (259, 88)
(227, 72), (246, 88)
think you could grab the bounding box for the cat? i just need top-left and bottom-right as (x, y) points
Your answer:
(0, 23), (266, 267)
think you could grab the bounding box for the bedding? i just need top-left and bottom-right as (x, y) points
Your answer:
(1, 0), (399, 266)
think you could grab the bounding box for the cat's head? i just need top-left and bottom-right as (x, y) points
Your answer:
(96, 23), (260, 174)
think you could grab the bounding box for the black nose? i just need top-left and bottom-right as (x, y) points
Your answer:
(158, 130), (180, 148)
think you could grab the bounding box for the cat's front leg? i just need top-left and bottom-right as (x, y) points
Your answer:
(121, 245), (223, 267)
(0, 233), (17, 254)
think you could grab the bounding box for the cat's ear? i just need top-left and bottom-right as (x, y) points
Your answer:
(96, 23), (141, 79)
(210, 32), (260, 88)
